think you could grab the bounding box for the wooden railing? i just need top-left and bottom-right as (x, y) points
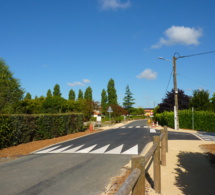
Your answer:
(116, 126), (168, 195)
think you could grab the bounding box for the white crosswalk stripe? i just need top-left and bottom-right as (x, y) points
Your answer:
(150, 129), (156, 133)
(105, 144), (124, 154)
(122, 145), (138, 155)
(35, 144), (139, 155)
(90, 144), (110, 154)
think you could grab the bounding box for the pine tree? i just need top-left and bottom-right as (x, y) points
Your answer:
(84, 87), (93, 101)
(0, 59), (24, 113)
(107, 78), (117, 105)
(123, 85), (135, 113)
(68, 89), (76, 100)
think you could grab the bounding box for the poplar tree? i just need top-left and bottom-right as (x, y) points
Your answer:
(53, 84), (61, 97)
(78, 89), (83, 100)
(68, 89), (76, 100)
(46, 89), (52, 98)
(84, 86), (93, 101)
(107, 78), (117, 105)
(101, 89), (108, 114)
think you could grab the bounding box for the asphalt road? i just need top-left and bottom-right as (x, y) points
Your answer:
(0, 120), (200, 195)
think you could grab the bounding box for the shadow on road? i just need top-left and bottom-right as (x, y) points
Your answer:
(174, 151), (215, 195)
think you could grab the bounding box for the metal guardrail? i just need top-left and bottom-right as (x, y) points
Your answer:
(116, 126), (168, 195)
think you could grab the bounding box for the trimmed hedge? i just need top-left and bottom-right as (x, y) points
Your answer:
(0, 113), (84, 149)
(155, 110), (215, 132)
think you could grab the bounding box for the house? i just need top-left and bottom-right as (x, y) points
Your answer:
(144, 108), (154, 117)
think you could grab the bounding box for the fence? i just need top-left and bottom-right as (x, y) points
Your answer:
(116, 126), (168, 195)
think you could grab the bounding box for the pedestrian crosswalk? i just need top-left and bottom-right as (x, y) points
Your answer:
(118, 125), (150, 129)
(35, 143), (139, 155)
(195, 132), (215, 141)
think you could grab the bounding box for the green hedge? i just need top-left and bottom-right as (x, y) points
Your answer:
(0, 113), (84, 149)
(155, 110), (215, 132)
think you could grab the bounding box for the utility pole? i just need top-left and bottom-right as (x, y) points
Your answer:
(173, 56), (179, 130)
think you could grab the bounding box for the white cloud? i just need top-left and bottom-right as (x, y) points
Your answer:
(83, 79), (91, 83)
(67, 79), (91, 87)
(136, 69), (157, 80)
(99, 0), (131, 10)
(151, 26), (203, 49)
(67, 82), (85, 87)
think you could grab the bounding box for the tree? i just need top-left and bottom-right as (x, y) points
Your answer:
(101, 89), (108, 114)
(46, 89), (52, 98)
(78, 89), (83, 100)
(0, 59), (24, 113)
(24, 92), (32, 100)
(107, 78), (117, 105)
(211, 93), (215, 112)
(123, 85), (135, 114)
(157, 89), (190, 113)
(84, 87), (93, 101)
(53, 84), (61, 97)
(68, 89), (76, 100)
(190, 89), (210, 111)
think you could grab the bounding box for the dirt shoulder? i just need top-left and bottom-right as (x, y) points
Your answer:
(146, 126), (215, 195)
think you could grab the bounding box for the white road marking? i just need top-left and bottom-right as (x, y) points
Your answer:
(62, 144), (84, 153)
(150, 129), (156, 133)
(76, 144), (97, 153)
(136, 126), (141, 128)
(122, 145), (138, 155)
(128, 126), (133, 128)
(36, 146), (60, 153)
(49, 145), (71, 153)
(144, 126), (148, 128)
(105, 144), (124, 154)
(90, 144), (110, 154)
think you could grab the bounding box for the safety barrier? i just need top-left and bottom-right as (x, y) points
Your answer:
(116, 126), (168, 195)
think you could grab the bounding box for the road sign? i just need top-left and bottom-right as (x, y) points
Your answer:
(107, 106), (113, 112)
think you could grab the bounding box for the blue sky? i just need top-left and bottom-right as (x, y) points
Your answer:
(1, 0), (215, 108)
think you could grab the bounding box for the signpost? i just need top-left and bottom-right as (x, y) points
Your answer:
(107, 106), (113, 125)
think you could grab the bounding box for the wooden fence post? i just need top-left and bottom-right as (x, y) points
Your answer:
(131, 156), (145, 195)
(153, 136), (161, 194)
(161, 129), (166, 166)
(164, 125), (168, 153)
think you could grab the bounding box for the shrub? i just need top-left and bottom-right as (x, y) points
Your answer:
(0, 113), (84, 149)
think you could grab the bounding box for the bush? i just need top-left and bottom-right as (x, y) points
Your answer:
(0, 113), (84, 149)
(155, 110), (215, 132)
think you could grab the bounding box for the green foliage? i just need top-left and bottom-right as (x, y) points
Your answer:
(0, 59), (24, 113)
(155, 110), (215, 132)
(68, 89), (76, 100)
(84, 87), (93, 101)
(53, 84), (62, 97)
(24, 92), (32, 100)
(190, 89), (211, 111)
(123, 85), (135, 113)
(78, 89), (83, 100)
(101, 89), (108, 114)
(130, 107), (145, 115)
(107, 78), (118, 105)
(0, 113), (84, 149)
(46, 89), (52, 98)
